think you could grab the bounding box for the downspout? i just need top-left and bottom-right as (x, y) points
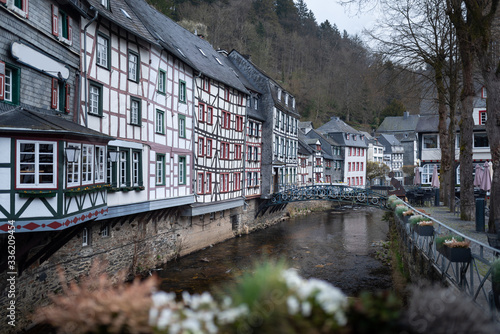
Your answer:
(83, 7), (98, 127)
(242, 101), (248, 202)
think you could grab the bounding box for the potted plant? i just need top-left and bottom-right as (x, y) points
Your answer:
(408, 215), (429, 233)
(394, 204), (409, 219)
(435, 236), (471, 262)
(402, 209), (415, 224)
(414, 220), (434, 236)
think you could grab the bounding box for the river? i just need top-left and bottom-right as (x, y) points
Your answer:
(157, 207), (392, 297)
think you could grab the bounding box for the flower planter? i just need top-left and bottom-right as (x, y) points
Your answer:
(416, 225), (434, 236)
(19, 191), (57, 198)
(443, 247), (471, 263)
(486, 233), (500, 251)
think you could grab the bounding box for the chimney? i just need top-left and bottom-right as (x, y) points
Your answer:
(403, 111), (409, 119)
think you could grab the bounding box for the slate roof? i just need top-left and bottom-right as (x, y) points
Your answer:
(127, 0), (248, 94)
(317, 117), (360, 134)
(304, 128), (344, 158)
(0, 107), (113, 141)
(377, 113), (420, 133)
(377, 134), (403, 154)
(316, 118), (367, 148)
(87, 0), (157, 45)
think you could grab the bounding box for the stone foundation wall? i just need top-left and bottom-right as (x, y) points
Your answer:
(0, 199), (336, 332)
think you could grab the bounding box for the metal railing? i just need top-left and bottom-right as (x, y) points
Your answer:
(396, 202), (500, 319)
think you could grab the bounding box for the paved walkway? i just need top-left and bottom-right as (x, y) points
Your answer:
(419, 205), (490, 246)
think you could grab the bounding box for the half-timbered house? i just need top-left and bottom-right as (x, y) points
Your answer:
(81, 0), (194, 223)
(130, 0), (250, 222)
(228, 50), (300, 195)
(0, 0), (114, 235)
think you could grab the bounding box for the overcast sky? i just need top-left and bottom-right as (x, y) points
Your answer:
(303, 1), (378, 36)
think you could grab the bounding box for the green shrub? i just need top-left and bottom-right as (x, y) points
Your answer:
(394, 205), (408, 218)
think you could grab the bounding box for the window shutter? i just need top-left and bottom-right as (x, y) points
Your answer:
(0, 0), (7, 5)
(65, 83), (70, 113)
(51, 4), (58, 36)
(67, 17), (73, 44)
(23, 0), (28, 18)
(0, 61), (4, 101)
(51, 78), (58, 109)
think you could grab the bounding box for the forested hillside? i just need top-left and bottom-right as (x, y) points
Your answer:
(147, 0), (422, 130)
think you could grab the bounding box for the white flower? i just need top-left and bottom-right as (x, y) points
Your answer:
(157, 308), (174, 330)
(301, 301), (312, 317)
(217, 305), (248, 324)
(287, 296), (300, 315)
(152, 291), (175, 307)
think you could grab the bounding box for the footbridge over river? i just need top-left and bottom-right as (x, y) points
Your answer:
(256, 185), (389, 218)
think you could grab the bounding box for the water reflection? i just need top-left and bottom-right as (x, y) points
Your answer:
(158, 207), (391, 296)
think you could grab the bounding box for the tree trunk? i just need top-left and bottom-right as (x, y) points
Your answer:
(458, 56), (475, 221)
(436, 70), (451, 207)
(485, 77), (500, 234)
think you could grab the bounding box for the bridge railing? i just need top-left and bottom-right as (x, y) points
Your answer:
(396, 202), (500, 320)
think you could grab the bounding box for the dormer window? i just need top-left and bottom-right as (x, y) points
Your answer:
(482, 86), (487, 99)
(101, 0), (109, 9)
(277, 88), (281, 100)
(285, 93), (288, 105)
(346, 134), (350, 140)
(353, 135), (357, 141)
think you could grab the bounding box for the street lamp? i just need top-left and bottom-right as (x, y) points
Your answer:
(108, 150), (119, 162)
(64, 146), (80, 163)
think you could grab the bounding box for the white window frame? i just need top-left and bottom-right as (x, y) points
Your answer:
(95, 145), (105, 183)
(67, 143), (81, 187)
(128, 50), (139, 82)
(156, 154), (165, 185)
(17, 140), (57, 189)
(81, 144), (94, 185)
(423, 134), (439, 149)
(96, 34), (109, 68)
(130, 98), (141, 125)
(132, 151), (140, 187)
(82, 227), (89, 246)
(156, 109), (164, 134)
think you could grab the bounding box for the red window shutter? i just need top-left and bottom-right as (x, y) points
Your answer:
(0, 61), (5, 101)
(23, 0), (28, 18)
(0, 0), (7, 5)
(67, 17), (73, 43)
(65, 83), (70, 113)
(52, 4), (59, 36)
(51, 78), (58, 109)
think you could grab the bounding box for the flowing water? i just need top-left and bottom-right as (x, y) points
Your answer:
(157, 207), (392, 296)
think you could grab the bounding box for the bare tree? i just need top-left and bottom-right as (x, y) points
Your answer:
(367, 0), (460, 211)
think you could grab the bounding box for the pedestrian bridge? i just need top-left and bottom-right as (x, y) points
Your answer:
(256, 185), (389, 217)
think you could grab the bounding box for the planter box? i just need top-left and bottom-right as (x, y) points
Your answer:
(416, 225), (434, 236)
(444, 247), (471, 263)
(487, 233), (500, 250)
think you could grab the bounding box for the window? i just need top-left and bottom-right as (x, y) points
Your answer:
(198, 103), (205, 122)
(179, 115), (186, 138)
(482, 87), (487, 98)
(101, 0), (109, 9)
(82, 228), (90, 247)
(89, 81), (103, 116)
(101, 224), (110, 237)
(422, 164), (438, 184)
(222, 110), (231, 129)
(52, 5), (73, 44)
(51, 79), (70, 113)
(249, 122), (254, 136)
(423, 134), (438, 149)
(203, 77), (210, 92)
(348, 162), (351, 172)
(197, 173), (204, 194)
(128, 50), (139, 82)
(221, 173), (229, 192)
(178, 156), (186, 185)
(479, 110), (487, 125)
(17, 141), (56, 189)
(1, 62), (20, 104)
(235, 144), (242, 160)
(158, 69), (166, 94)
(255, 123), (260, 137)
(224, 87), (230, 101)
(81, 145), (94, 184)
(247, 146), (253, 161)
(247, 172), (252, 187)
(132, 151), (141, 187)
(198, 137), (205, 157)
(95, 146), (105, 183)
(96, 33), (110, 69)
(179, 80), (186, 103)
(156, 154), (165, 185)
(156, 109), (164, 134)
(67, 144), (80, 187)
(119, 150), (129, 187)
(236, 115), (244, 132)
(253, 172), (258, 187)
(361, 162), (364, 171)
(221, 142), (230, 160)
(234, 173), (241, 191)
(206, 138), (213, 158)
(207, 106), (213, 124)
(206, 172), (212, 193)
(130, 97), (141, 125)
(474, 133), (489, 148)
(7, 0), (28, 17)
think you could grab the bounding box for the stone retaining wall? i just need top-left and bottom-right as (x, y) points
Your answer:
(0, 199), (336, 332)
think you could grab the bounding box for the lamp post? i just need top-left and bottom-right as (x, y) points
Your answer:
(64, 146), (80, 163)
